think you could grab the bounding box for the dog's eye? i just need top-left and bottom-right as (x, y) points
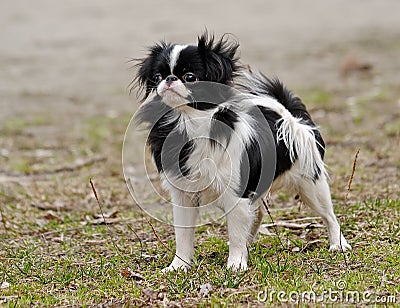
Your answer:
(152, 73), (163, 85)
(183, 72), (198, 83)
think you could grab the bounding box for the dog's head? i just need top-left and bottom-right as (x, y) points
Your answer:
(133, 32), (240, 107)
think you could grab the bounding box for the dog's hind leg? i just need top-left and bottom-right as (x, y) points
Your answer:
(224, 195), (254, 270)
(298, 174), (352, 251)
(247, 199), (265, 245)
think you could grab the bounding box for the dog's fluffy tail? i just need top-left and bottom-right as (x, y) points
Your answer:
(276, 113), (327, 180)
(237, 69), (327, 180)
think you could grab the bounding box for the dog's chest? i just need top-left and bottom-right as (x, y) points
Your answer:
(172, 113), (240, 193)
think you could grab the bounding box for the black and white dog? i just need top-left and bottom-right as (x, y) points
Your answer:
(133, 32), (351, 271)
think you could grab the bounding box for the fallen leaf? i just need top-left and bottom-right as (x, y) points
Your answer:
(120, 268), (144, 281)
(43, 211), (63, 223)
(93, 209), (118, 219)
(340, 56), (373, 76)
(292, 247), (301, 252)
(120, 268), (132, 278)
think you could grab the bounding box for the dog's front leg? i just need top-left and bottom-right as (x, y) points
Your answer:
(162, 190), (198, 272)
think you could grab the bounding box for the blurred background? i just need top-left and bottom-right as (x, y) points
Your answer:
(1, 0), (400, 118)
(0, 0), (399, 213)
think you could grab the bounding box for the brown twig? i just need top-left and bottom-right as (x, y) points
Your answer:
(89, 178), (122, 253)
(0, 204), (8, 235)
(146, 218), (172, 252)
(90, 178), (105, 219)
(345, 149), (360, 204)
(126, 224), (143, 259)
(340, 149), (359, 269)
(262, 197), (288, 252)
(284, 216), (321, 223)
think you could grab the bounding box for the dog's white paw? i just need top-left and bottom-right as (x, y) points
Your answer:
(161, 259), (191, 273)
(161, 265), (188, 273)
(329, 240), (352, 252)
(227, 257), (248, 271)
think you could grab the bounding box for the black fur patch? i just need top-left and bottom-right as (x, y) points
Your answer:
(256, 106), (294, 179)
(237, 106), (276, 199)
(172, 46), (206, 81)
(186, 81), (238, 109)
(134, 43), (174, 100)
(197, 32), (240, 84)
(209, 106), (238, 147)
(186, 101), (217, 110)
(158, 127), (193, 177)
(134, 97), (194, 177)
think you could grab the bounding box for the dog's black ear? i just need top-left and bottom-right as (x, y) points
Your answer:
(197, 32), (240, 84)
(131, 42), (167, 101)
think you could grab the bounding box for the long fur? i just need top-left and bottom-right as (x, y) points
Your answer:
(132, 32), (351, 271)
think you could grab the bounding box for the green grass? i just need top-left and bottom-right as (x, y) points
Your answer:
(76, 114), (131, 152)
(1, 198), (399, 306)
(9, 158), (32, 174)
(384, 119), (400, 138)
(298, 88), (333, 106)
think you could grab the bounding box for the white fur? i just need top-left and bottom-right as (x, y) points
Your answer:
(297, 173), (351, 251)
(276, 113), (327, 180)
(162, 105), (250, 197)
(169, 45), (188, 73)
(161, 186), (198, 272)
(157, 80), (191, 107)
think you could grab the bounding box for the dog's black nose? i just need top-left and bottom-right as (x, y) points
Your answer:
(166, 75), (178, 85)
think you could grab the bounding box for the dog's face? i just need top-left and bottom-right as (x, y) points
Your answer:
(134, 32), (240, 107)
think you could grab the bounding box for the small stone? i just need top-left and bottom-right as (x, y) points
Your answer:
(199, 283), (212, 297)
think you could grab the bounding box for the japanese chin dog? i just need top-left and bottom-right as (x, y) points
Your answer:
(132, 32), (351, 271)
